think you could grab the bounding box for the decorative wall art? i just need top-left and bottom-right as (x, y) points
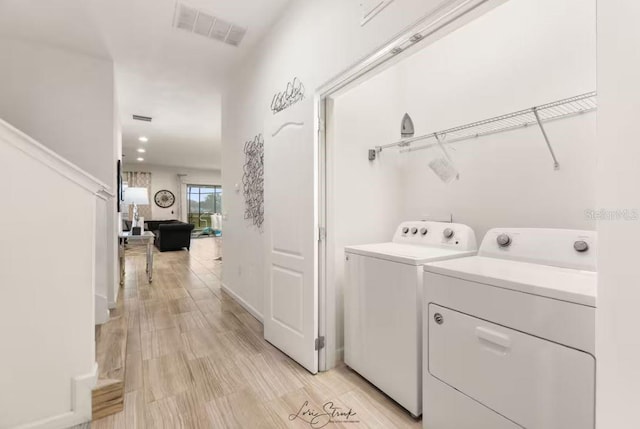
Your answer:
(242, 134), (264, 228)
(271, 77), (305, 114)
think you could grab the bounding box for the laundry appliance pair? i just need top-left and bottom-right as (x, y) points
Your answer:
(344, 222), (597, 429)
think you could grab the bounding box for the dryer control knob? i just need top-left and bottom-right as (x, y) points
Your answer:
(574, 240), (589, 253)
(420, 228), (428, 236)
(402, 227), (409, 234)
(443, 228), (454, 239)
(434, 313), (444, 325)
(497, 234), (512, 247)
(411, 227), (418, 235)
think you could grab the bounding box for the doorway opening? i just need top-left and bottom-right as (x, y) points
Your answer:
(315, 0), (596, 372)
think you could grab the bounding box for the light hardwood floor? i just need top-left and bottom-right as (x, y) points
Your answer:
(92, 237), (421, 428)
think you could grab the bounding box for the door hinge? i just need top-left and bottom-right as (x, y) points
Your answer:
(318, 117), (325, 131)
(318, 226), (326, 242)
(315, 336), (325, 351)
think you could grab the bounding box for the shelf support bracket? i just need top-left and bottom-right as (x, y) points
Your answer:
(533, 107), (560, 170)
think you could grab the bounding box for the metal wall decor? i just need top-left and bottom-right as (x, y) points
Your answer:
(242, 134), (265, 228)
(271, 77), (305, 114)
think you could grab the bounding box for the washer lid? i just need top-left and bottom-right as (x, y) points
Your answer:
(424, 256), (597, 307)
(345, 242), (477, 265)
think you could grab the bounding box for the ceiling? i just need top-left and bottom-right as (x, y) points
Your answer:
(0, 0), (292, 170)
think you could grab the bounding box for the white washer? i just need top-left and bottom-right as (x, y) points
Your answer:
(344, 221), (477, 416)
(422, 228), (597, 429)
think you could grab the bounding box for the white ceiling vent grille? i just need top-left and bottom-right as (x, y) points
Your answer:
(176, 4), (197, 30)
(194, 12), (215, 36)
(173, 3), (247, 47)
(226, 26), (247, 47)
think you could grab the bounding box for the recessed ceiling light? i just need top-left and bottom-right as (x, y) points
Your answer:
(137, 157), (144, 162)
(137, 148), (146, 153)
(139, 136), (148, 142)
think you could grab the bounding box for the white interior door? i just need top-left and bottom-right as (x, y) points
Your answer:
(264, 98), (319, 374)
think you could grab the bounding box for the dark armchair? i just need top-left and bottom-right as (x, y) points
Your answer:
(145, 220), (195, 252)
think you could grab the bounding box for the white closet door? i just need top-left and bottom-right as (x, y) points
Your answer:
(264, 98), (318, 374)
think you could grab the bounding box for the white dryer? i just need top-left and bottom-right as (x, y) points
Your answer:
(422, 228), (597, 429)
(344, 221), (477, 417)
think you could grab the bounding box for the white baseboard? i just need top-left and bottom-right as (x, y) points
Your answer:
(14, 363), (98, 429)
(335, 347), (344, 364)
(95, 294), (110, 325)
(221, 283), (263, 323)
(109, 278), (120, 309)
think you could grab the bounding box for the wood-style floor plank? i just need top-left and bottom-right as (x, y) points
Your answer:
(92, 237), (420, 428)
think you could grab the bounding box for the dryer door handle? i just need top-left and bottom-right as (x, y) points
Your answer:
(476, 326), (511, 351)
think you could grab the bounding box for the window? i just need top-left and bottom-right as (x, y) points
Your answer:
(187, 185), (222, 229)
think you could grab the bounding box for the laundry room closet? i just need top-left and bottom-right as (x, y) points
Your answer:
(326, 0), (596, 359)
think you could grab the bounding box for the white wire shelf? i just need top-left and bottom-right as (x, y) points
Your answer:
(371, 91), (597, 170)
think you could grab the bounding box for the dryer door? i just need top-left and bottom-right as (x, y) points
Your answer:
(428, 304), (595, 429)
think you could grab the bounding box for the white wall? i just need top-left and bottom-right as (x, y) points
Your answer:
(123, 163), (221, 221)
(331, 0), (596, 356)
(398, 0), (595, 237)
(596, 2), (640, 428)
(0, 38), (116, 185)
(0, 37), (116, 426)
(95, 196), (110, 324)
(222, 0), (485, 320)
(111, 100), (123, 309)
(0, 121), (99, 429)
(0, 37), (121, 311)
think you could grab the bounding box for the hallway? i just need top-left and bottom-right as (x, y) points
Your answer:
(92, 238), (420, 428)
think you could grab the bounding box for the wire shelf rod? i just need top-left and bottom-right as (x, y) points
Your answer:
(374, 91), (596, 169)
(399, 106), (595, 154)
(378, 92), (596, 152)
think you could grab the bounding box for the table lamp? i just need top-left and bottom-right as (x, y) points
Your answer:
(124, 187), (149, 228)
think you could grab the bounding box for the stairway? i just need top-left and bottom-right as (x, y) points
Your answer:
(1, 118), (114, 428)
(92, 310), (128, 419)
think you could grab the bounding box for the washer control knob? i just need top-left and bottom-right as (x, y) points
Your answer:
(497, 234), (512, 248)
(443, 228), (454, 239)
(411, 227), (418, 235)
(574, 240), (589, 253)
(402, 227), (409, 234)
(420, 228), (428, 236)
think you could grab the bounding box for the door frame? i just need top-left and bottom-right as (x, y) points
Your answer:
(314, 0), (506, 371)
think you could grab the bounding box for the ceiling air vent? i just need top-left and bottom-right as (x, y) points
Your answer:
(194, 12), (215, 36)
(133, 115), (153, 122)
(210, 18), (232, 42)
(226, 26), (247, 47)
(176, 4), (197, 30)
(173, 2), (247, 47)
